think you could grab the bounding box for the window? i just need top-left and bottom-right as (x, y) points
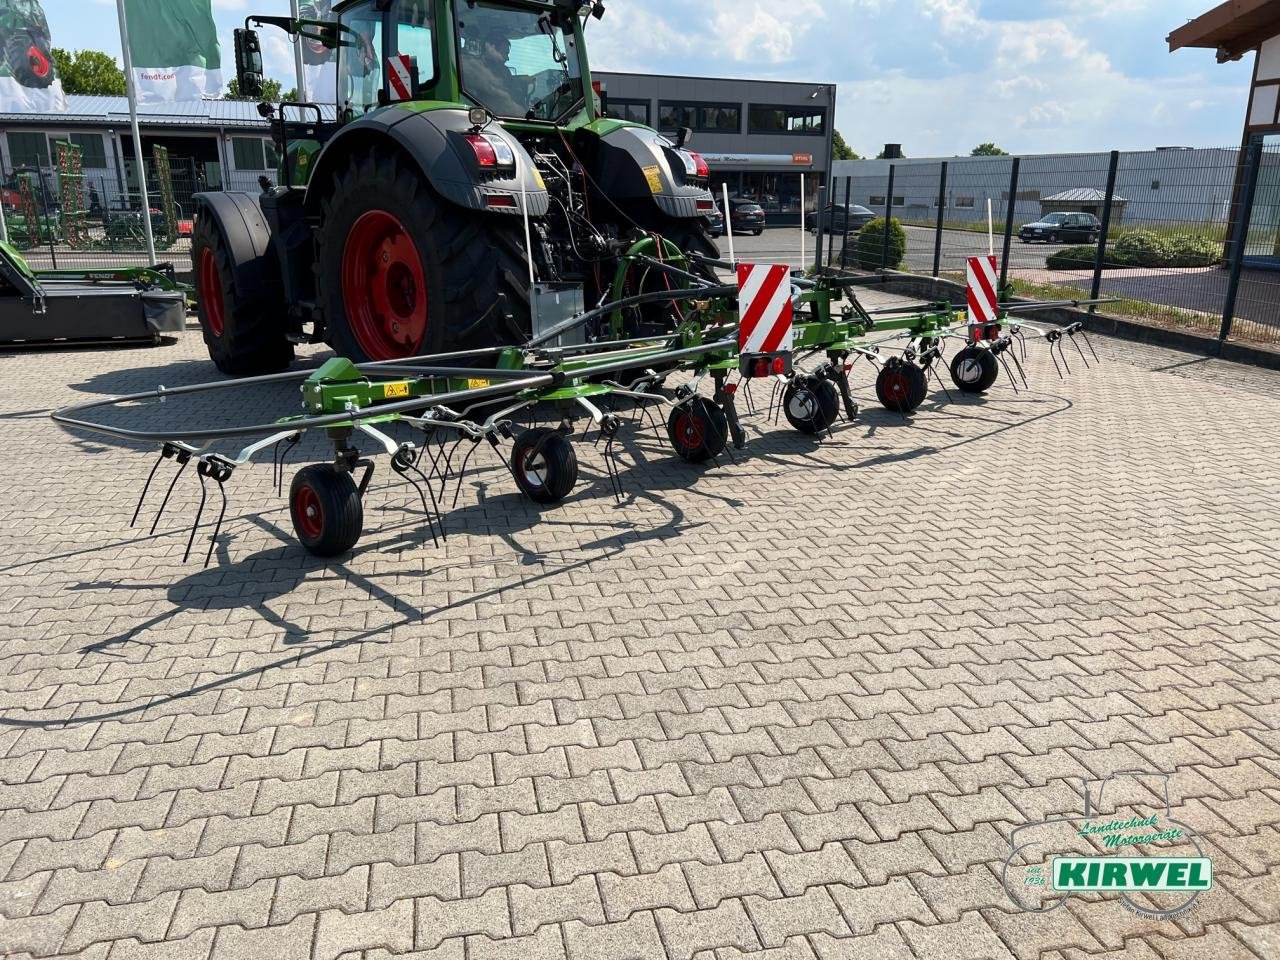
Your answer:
(869, 195), (904, 207)
(394, 0), (437, 88)
(658, 101), (740, 133)
(336, 0), (385, 116)
(232, 137), (279, 170)
(870, 195), (884, 206)
(748, 104), (826, 135)
(608, 98), (650, 126)
(6, 131), (49, 167)
(955, 196), (976, 208)
(48, 134), (108, 169)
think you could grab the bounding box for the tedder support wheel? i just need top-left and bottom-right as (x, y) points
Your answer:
(667, 398), (728, 464)
(511, 429), (579, 504)
(192, 214), (293, 376)
(783, 376), (840, 435)
(950, 347), (1000, 393)
(289, 464), (363, 558)
(876, 360), (929, 414)
(316, 146), (530, 363)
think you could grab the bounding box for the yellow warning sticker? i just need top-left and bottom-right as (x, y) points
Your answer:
(468, 378), (491, 390)
(642, 165), (663, 194)
(383, 382), (410, 399)
(533, 170), (546, 190)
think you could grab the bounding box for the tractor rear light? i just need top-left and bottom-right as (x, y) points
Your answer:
(771, 356), (787, 375)
(754, 358), (769, 378)
(485, 194), (517, 209)
(464, 134), (497, 168)
(689, 151), (710, 178)
(696, 198), (715, 213)
(489, 138), (516, 167)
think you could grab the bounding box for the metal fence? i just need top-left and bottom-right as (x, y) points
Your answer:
(818, 142), (1280, 348)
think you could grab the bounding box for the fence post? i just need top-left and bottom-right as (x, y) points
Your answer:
(43, 172), (58, 269)
(881, 165), (896, 270)
(814, 185), (826, 271)
(1089, 150), (1121, 313)
(999, 157), (1020, 293)
(840, 175), (852, 269)
(932, 162), (948, 278)
(1221, 137), (1264, 344)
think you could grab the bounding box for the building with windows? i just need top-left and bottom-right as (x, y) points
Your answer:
(595, 72), (838, 224)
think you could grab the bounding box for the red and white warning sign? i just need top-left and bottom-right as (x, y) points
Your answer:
(387, 55), (416, 102)
(967, 255), (999, 325)
(737, 262), (793, 354)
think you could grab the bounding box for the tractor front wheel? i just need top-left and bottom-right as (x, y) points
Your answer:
(192, 214), (293, 376)
(511, 429), (579, 504)
(289, 464), (363, 557)
(950, 347), (1000, 393)
(783, 376), (840, 435)
(667, 398), (728, 463)
(317, 147), (530, 363)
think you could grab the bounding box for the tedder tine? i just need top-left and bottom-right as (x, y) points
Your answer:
(132, 443), (175, 528)
(149, 448), (192, 535)
(392, 451), (443, 548)
(271, 433), (301, 497)
(196, 459), (235, 569)
(183, 465), (210, 564)
(451, 437), (484, 510)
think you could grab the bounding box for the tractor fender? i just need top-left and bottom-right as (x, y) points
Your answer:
(303, 107), (550, 220)
(192, 190), (278, 302)
(589, 125), (714, 220)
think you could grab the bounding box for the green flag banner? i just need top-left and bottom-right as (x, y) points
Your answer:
(123, 0), (222, 103)
(0, 0), (68, 113)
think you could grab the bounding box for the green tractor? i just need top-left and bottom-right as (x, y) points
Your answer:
(194, 0), (720, 375)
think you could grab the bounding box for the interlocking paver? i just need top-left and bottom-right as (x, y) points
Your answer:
(4, 328), (1280, 959)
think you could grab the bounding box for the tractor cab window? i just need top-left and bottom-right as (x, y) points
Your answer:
(455, 3), (584, 122)
(394, 0), (436, 87)
(336, 1), (384, 116)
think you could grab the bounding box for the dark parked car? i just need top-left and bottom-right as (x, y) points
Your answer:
(810, 203), (876, 234)
(706, 205), (725, 238)
(721, 198), (766, 236)
(1018, 212), (1101, 244)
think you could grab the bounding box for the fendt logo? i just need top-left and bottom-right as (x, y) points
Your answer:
(1053, 857), (1213, 892)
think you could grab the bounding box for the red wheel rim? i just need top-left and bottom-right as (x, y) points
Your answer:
(884, 371), (910, 400)
(675, 411), (705, 452)
(294, 484), (323, 539)
(28, 47), (50, 79)
(341, 209), (428, 360)
(199, 247), (225, 338)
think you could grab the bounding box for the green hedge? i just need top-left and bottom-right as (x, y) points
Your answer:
(1047, 229), (1222, 271)
(850, 217), (907, 271)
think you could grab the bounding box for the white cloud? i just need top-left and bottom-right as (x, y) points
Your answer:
(708, 0), (825, 63)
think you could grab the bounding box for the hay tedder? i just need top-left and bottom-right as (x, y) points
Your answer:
(53, 250), (1104, 563)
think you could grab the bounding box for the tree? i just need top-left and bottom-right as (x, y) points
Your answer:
(50, 48), (126, 96)
(832, 131), (860, 161)
(971, 142), (1009, 156)
(226, 77), (286, 101)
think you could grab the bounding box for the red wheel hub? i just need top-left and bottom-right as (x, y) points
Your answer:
(341, 209), (429, 360)
(883, 371), (909, 399)
(199, 247), (225, 338)
(675, 411), (705, 451)
(294, 484), (324, 539)
(28, 46), (50, 79)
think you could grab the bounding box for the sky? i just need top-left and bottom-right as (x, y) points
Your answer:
(48, 0), (1258, 157)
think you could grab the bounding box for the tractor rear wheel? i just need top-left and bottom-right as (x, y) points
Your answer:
(289, 464), (363, 557)
(316, 147), (531, 363)
(950, 347), (1000, 393)
(667, 398), (728, 463)
(783, 376), (839, 435)
(192, 214), (294, 376)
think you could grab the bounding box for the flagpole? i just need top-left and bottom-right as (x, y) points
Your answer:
(115, 0), (157, 266)
(290, 0), (309, 101)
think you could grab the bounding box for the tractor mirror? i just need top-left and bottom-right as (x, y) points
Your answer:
(234, 29), (265, 100)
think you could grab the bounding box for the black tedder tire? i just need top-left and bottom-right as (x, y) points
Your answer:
(950, 347), (1000, 393)
(289, 464), (363, 558)
(511, 429), (579, 504)
(783, 376), (840, 435)
(316, 146), (531, 363)
(876, 361), (928, 413)
(192, 214), (293, 376)
(667, 398), (728, 463)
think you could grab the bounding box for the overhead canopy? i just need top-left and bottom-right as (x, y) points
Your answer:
(1169, 0), (1280, 61)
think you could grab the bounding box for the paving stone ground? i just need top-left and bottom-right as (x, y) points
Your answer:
(1, 313), (1278, 960)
